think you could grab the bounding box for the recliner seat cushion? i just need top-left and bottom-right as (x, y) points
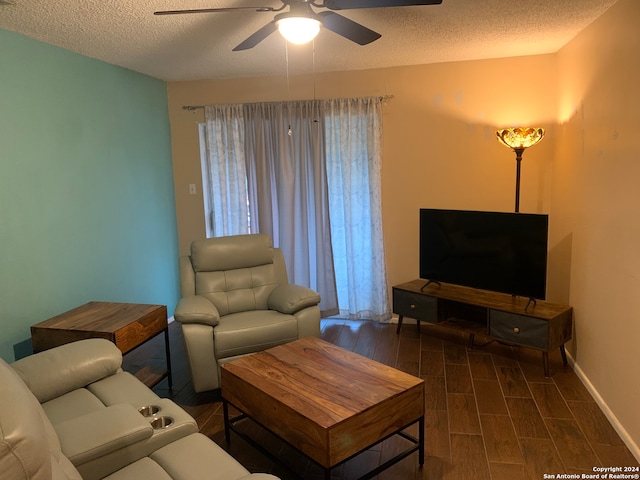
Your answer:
(42, 372), (162, 426)
(103, 434), (261, 480)
(150, 433), (251, 480)
(87, 371), (163, 408)
(42, 388), (106, 425)
(214, 310), (298, 359)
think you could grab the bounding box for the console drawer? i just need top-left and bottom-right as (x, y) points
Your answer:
(393, 289), (437, 322)
(489, 310), (548, 350)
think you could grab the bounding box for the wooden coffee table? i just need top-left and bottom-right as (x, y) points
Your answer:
(221, 336), (425, 480)
(31, 301), (172, 388)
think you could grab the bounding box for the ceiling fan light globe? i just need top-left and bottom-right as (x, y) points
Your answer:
(277, 17), (321, 44)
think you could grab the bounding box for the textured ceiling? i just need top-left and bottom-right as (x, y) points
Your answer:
(0, 0), (618, 82)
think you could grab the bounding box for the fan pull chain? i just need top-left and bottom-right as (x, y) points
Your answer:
(312, 39), (319, 123)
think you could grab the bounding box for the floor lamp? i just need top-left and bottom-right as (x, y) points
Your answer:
(496, 127), (545, 213)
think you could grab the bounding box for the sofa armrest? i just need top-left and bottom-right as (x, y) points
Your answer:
(174, 295), (220, 326)
(11, 338), (122, 403)
(268, 284), (321, 314)
(55, 403), (153, 466)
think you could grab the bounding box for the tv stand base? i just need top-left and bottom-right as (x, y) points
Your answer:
(393, 280), (573, 377)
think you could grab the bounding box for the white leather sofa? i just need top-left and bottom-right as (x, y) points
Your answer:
(1, 338), (278, 480)
(175, 233), (321, 392)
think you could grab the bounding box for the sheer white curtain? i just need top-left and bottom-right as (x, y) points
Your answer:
(324, 97), (390, 321)
(202, 105), (248, 237)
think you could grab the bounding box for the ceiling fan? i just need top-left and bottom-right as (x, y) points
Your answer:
(154, 0), (443, 51)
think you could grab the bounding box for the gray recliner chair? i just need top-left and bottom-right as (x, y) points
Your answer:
(175, 233), (321, 392)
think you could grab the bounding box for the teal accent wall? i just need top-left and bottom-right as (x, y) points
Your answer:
(0, 30), (180, 362)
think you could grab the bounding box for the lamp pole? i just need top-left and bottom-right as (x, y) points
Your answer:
(514, 147), (524, 213)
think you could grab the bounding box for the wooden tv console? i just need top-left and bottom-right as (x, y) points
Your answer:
(392, 279), (573, 377)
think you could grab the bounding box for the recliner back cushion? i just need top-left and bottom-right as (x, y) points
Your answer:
(196, 265), (277, 315)
(190, 233), (274, 272)
(0, 358), (69, 480)
(190, 234), (279, 315)
(11, 339), (122, 404)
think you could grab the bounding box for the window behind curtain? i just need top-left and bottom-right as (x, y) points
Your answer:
(199, 105), (250, 237)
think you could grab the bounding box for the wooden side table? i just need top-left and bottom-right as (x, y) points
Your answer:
(31, 301), (172, 388)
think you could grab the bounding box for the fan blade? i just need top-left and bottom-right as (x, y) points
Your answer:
(321, 0), (442, 10)
(233, 21), (278, 51)
(154, 6), (277, 15)
(318, 11), (381, 45)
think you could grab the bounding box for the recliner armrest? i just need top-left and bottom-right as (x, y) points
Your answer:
(55, 403), (153, 466)
(268, 284), (321, 314)
(11, 338), (123, 403)
(174, 295), (220, 326)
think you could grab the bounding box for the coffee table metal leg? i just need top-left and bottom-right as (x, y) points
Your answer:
(222, 400), (231, 445)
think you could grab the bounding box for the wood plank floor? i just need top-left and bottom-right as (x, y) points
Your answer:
(124, 319), (639, 480)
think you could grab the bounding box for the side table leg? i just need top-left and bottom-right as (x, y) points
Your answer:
(164, 328), (173, 389)
(396, 315), (404, 334)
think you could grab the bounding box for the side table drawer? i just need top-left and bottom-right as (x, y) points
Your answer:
(393, 289), (436, 322)
(489, 310), (548, 350)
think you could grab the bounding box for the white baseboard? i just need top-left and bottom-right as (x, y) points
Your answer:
(567, 353), (640, 463)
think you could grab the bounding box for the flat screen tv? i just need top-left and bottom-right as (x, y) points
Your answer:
(420, 209), (549, 300)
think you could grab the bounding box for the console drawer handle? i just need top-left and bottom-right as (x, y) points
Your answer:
(410, 304), (416, 309)
(513, 327), (520, 334)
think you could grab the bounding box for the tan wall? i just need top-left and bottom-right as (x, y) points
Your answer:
(167, 54), (557, 292)
(552, 0), (640, 458)
(167, 0), (640, 457)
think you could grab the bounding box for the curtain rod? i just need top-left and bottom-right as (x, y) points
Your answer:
(182, 95), (394, 111)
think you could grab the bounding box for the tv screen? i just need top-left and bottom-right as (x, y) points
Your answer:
(420, 209), (549, 300)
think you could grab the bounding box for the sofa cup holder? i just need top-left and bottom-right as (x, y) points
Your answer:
(138, 405), (160, 417)
(150, 416), (174, 429)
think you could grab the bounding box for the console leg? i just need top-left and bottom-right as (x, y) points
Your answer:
(416, 319), (421, 334)
(396, 315), (404, 334)
(560, 345), (568, 366)
(468, 333), (475, 349)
